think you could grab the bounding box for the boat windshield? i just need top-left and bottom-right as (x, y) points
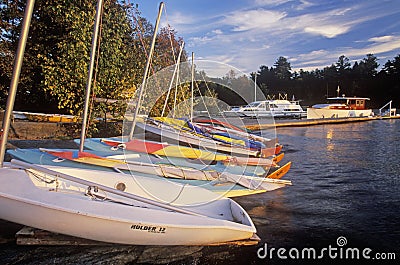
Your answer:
(327, 98), (347, 104)
(247, 102), (261, 107)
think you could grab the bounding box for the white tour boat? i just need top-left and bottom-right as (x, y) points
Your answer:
(307, 96), (373, 119)
(223, 99), (306, 118)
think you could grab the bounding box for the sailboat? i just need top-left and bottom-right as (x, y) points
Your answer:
(76, 137), (276, 176)
(7, 148), (292, 197)
(122, 55), (282, 159)
(1, 159), (259, 245)
(0, 1), (260, 245)
(137, 116), (282, 157)
(97, 136), (277, 166)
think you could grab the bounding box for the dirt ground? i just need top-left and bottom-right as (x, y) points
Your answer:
(6, 120), (124, 140)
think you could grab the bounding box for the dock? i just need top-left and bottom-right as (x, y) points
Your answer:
(14, 226), (260, 247)
(244, 115), (400, 131)
(15, 226), (111, 246)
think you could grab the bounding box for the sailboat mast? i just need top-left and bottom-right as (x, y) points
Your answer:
(190, 52), (194, 122)
(254, 73), (257, 102)
(171, 44), (185, 119)
(79, 0), (104, 152)
(161, 41), (185, 117)
(0, 0), (36, 167)
(129, 2), (164, 140)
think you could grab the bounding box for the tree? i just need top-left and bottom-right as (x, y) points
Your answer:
(273, 56), (292, 80)
(378, 54), (400, 107)
(0, 1), (21, 107)
(359, 54), (379, 77)
(382, 54), (400, 76)
(0, 0), (61, 111)
(40, 0), (138, 116)
(335, 55), (351, 75)
(0, 0), (188, 119)
(256, 65), (273, 93)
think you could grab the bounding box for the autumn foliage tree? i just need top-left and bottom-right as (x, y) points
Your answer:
(0, 0), (187, 119)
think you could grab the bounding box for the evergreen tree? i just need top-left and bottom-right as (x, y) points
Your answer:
(273, 56), (292, 80)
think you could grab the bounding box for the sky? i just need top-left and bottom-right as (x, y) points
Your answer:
(135, 0), (400, 75)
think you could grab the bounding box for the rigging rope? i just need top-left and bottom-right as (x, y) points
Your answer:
(163, 5), (177, 63)
(130, 1), (158, 82)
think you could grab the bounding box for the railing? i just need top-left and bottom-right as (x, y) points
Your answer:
(378, 100), (396, 116)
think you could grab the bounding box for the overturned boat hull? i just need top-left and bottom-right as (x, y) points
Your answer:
(0, 165), (257, 245)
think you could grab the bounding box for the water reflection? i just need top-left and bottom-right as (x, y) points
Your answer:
(271, 119), (400, 252)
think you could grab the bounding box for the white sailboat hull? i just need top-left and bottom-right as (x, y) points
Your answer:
(0, 167), (256, 245)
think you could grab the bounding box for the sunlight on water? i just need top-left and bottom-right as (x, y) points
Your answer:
(236, 119), (400, 260)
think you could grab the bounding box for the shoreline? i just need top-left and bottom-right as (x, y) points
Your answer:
(245, 115), (400, 130)
(4, 115), (400, 141)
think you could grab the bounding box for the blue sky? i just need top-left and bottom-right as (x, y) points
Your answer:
(136, 0), (400, 75)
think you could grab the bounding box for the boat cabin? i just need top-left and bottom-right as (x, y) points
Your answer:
(326, 97), (370, 110)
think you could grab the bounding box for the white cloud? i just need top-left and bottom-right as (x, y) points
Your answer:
(212, 29), (223, 35)
(254, 0), (315, 11)
(166, 1), (400, 74)
(163, 11), (221, 35)
(223, 9), (287, 31)
(254, 0), (293, 6)
(188, 36), (215, 46)
(345, 35), (400, 57)
(304, 25), (350, 38)
(165, 11), (196, 26)
(295, 0), (315, 10)
(332, 8), (352, 16)
(290, 35), (400, 71)
(219, 6), (356, 39)
(192, 57), (246, 78)
(368, 35), (394, 43)
(283, 7), (355, 38)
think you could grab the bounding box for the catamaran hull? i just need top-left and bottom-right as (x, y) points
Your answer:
(0, 167), (256, 245)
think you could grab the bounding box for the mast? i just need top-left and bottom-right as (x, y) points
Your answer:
(172, 44), (185, 118)
(129, 2), (164, 140)
(79, 0), (104, 152)
(161, 41), (185, 117)
(254, 73), (257, 102)
(0, 0), (36, 167)
(190, 52), (194, 122)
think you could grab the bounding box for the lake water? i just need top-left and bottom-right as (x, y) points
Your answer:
(1, 119), (399, 264)
(233, 118), (400, 264)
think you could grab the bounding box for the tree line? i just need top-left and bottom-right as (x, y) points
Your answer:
(250, 54), (400, 108)
(193, 53), (400, 110)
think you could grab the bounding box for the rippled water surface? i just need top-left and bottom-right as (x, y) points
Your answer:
(234, 119), (400, 264)
(1, 119), (399, 264)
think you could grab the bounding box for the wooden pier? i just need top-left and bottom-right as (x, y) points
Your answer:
(14, 226), (260, 246)
(245, 115), (400, 131)
(16, 226), (111, 246)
